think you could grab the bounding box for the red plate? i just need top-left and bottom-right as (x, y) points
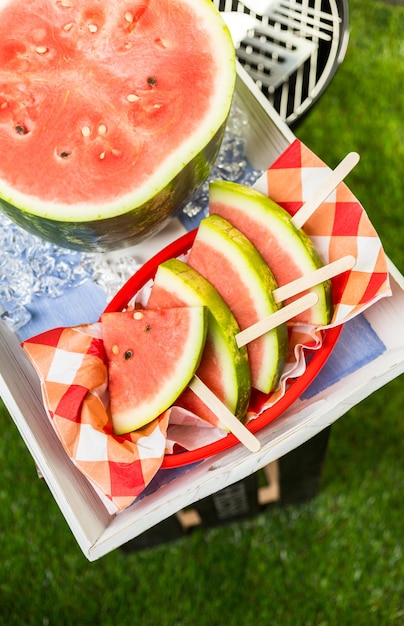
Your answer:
(105, 229), (342, 468)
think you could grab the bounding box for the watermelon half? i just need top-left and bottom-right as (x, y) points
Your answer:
(0, 0), (236, 251)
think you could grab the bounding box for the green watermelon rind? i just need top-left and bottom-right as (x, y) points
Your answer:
(188, 214), (288, 394)
(102, 306), (208, 434)
(209, 181), (333, 326)
(150, 258), (251, 422)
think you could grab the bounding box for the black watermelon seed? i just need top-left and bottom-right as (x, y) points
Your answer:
(15, 124), (28, 135)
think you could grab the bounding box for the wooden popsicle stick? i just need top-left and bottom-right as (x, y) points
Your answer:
(236, 292), (318, 348)
(188, 376), (261, 453)
(273, 255), (356, 304)
(291, 152), (360, 230)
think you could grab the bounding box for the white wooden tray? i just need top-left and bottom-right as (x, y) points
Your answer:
(1, 66), (403, 560)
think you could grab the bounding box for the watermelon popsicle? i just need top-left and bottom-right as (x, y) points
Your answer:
(210, 152), (360, 327)
(187, 255), (357, 451)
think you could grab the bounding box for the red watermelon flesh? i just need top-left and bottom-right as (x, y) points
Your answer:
(0, 0), (235, 250)
(101, 306), (207, 434)
(209, 181), (333, 326)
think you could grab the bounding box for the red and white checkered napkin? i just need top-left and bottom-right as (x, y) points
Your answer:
(22, 140), (392, 511)
(256, 140), (391, 324)
(252, 139), (392, 404)
(22, 324), (171, 511)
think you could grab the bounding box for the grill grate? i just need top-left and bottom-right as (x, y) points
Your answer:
(216, 0), (349, 126)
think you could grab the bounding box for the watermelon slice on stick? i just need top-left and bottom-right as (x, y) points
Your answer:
(187, 214), (288, 394)
(101, 306), (208, 434)
(147, 259), (252, 429)
(209, 183), (331, 326)
(209, 152), (360, 326)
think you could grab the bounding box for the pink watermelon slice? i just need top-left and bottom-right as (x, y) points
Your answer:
(101, 306), (208, 434)
(147, 258), (251, 428)
(0, 0), (235, 251)
(187, 214), (288, 394)
(209, 181), (333, 326)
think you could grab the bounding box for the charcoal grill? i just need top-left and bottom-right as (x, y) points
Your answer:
(216, 0), (349, 127)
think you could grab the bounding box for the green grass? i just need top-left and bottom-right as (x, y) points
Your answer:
(1, 1), (403, 624)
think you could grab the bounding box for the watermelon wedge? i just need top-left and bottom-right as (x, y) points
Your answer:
(187, 214), (288, 394)
(147, 259), (251, 428)
(101, 306), (208, 434)
(209, 181), (333, 326)
(0, 0), (236, 251)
